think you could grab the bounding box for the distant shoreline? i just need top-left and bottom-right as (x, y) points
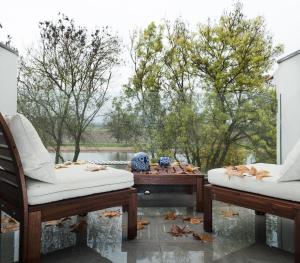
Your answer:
(48, 146), (135, 153)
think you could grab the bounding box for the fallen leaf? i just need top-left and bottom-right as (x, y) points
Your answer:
(256, 170), (271, 180)
(1, 215), (19, 233)
(168, 224), (193, 237)
(137, 219), (150, 226)
(236, 165), (249, 173)
(249, 166), (257, 176)
(190, 217), (203, 224)
(45, 217), (71, 228)
(73, 160), (87, 165)
(70, 221), (87, 233)
(137, 222), (144, 230)
(55, 164), (69, 169)
(165, 212), (177, 220)
(221, 210), (239, 218)
(193, 232), (213, 242)
(102, 210), (122, 218)
(85, 164), (107, 172)
(185, 165), (194, 173)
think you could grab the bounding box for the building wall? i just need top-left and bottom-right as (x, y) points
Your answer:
(0, 44), (18, 115)
(273, 51), (300, 253)
(274, 52), (300, 163)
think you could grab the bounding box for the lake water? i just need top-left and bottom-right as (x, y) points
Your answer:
(51, 151), (135, 162)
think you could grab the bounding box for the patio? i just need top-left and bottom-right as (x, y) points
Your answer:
(0, 193), (293, 263)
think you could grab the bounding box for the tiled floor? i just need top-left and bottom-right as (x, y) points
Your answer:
(0, 193), (294, 262)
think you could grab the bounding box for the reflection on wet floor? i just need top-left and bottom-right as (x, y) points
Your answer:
(0, 194), (294, 263)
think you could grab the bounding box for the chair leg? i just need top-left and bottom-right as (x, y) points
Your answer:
(127, 190), (137, 239)
(204, 186), (212, 232)
(295, 210), (300, 263)
(25, 211), (41, 263)
(196, 176), (204, 212)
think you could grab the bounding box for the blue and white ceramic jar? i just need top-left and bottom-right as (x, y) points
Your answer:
(158, 156), (171, 167)
(131, 152), (150, 172)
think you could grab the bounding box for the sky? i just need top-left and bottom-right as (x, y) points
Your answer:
(1, 0), (300, 119)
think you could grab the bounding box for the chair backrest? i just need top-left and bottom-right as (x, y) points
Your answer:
(0, 113), (28, 219)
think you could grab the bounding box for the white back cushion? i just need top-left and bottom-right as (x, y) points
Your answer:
(5, 114), (56, 183)
(278, 138), (300, 182)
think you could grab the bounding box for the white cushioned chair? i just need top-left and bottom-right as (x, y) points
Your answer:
(205, 163), (300, 263)
(0, 113), (137, 263)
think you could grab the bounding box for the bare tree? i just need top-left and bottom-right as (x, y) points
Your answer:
(18, 14), (121, 163)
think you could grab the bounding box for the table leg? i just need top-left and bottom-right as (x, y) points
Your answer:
(196, 176), (204, 212)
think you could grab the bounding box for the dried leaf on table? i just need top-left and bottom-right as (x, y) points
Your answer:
(221, 210), (239, 218)
(165, 212), (177, 220)
(193, 232), (213, 242)
(70, 220), (87, 233)
(185, 165), (194, 173)
(256, 170), (271, 180)
(102, 210), (122, 218)
(168, 224), (192, 237)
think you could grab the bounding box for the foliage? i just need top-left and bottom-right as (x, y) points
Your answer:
(108, 2), (282, 171)
(18, 14), (120, 163)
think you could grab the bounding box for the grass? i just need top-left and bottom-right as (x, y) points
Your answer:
(61, 143), (134, 148)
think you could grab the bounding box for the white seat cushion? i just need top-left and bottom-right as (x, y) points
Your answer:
(5, 113), (56, 183)
(27, 165), (134, 205)
(208, 163), (300, 202)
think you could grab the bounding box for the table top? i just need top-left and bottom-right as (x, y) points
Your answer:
(133, 164), (204, 177)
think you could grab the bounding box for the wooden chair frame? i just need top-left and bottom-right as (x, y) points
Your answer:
(204, 184), (299, 263)
(0, 113), (137, 262)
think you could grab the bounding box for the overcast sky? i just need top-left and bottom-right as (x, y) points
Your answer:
(1, 0), (300, 119)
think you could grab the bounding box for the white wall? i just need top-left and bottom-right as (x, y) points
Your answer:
(273, 50), (300, 253)
(274, 51), (300, 163)
(0, 44), (18, 115)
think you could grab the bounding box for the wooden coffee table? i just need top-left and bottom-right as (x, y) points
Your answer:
(133, 165), (204, 212)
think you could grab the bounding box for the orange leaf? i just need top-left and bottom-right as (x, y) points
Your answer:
(249, 166), (257, 176)
(190, 217), (203, 224)
(221, 210), (239, 218)
(102, 210), (122, 218)
(256, 170), (271, 180)
(168, 224), (192, 237)
(193, 232), (213, 242)
(165, 212), (177, 220)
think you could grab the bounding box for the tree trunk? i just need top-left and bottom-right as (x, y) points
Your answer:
(73, 138), (81, 162)
(55, 143), (61, 164)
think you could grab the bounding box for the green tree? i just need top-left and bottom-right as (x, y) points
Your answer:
(109, 3), (282, 172)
